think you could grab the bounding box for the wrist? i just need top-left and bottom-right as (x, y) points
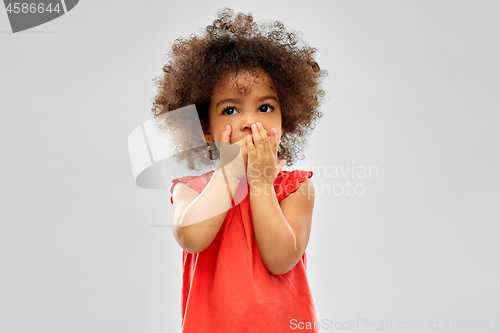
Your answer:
(219, 150), (246, 180)
(213, 167), (240, 185)
(247, 162), (277, 186)
(249, 180), (275, 196)
(221, 166), (246, 182)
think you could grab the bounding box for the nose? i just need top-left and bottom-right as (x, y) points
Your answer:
(240, 112), (259, 132)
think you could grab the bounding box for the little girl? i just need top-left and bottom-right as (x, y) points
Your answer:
(151, 8), (326, 332)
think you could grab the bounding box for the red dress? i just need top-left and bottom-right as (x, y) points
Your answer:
(170, 170), (319, 332)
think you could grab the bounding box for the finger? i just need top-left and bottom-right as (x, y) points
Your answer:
(220, 124), (231, 144)
(235, 135), (248, 159)
(251, 123), (264, 155)
(270, 128), (278, 156)
(276, 159), (286, 174)
(246, 134), (256, 159)
(218, 125), (243, 171)
(257, 122), (273, 155)
(234, 134), (249, 157)
(217, 125), (232, 153)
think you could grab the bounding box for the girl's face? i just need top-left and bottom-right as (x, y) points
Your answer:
(206, 70), (283, 146)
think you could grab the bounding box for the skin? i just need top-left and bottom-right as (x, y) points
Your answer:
(207, 70), (283, 142)
(173, 69), (315, 275)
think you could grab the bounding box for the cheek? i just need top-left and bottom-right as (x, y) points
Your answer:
(214, 126), (227, 143)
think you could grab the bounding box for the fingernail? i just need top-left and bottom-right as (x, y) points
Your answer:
(226, 125), (230, 130)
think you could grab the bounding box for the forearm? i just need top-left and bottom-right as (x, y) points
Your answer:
(250, 184), (298, 275)
(176, 169), (240, 253)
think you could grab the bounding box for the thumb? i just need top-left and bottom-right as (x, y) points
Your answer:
(276, 159), (286, 174)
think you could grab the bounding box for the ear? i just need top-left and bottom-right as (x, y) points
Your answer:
(204, 132), (214, 144)
(201, 120), (214, 143)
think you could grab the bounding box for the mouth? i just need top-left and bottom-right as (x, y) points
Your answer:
(231, 134), (252, 144)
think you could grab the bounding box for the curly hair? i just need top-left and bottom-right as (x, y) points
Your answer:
(151, 8), (327, 170)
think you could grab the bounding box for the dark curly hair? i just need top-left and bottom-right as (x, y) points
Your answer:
(151, 8), (327, 170)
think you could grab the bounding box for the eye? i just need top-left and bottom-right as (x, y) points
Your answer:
(259, 104), (274, 113)
(221, 106), (238, 115)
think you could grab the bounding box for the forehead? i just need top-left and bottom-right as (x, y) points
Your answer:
(213, 69), (276, 96)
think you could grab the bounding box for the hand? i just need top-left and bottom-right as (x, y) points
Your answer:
(246, 122), (286, 187)
(217, 125), (248, 180)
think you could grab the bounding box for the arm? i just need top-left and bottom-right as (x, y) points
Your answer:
(172, 168), (240, 253)
(245, 122), (314, 275)
(250, 178), (315, 275)
(172, 124), (247, 254)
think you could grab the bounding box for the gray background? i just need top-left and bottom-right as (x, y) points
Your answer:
(1, 0), (499, 332)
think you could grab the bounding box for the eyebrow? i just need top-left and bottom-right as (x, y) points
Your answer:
(215, 95), (278, 107)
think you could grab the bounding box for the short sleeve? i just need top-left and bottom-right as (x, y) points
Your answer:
(274, 170), (314, 202)
(169, 171), (214, 204)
